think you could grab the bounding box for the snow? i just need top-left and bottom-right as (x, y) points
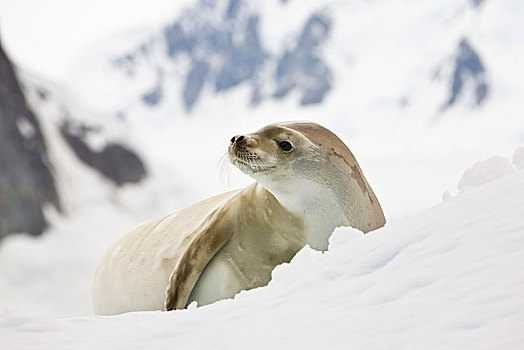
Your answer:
(2, 168), (524, 349)
(457, 156), (515, 191)
(513, 147), (524, 170)
(0, 0), (524, 348)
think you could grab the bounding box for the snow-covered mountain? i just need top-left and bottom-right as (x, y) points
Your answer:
(97, 0), (333, 111)
(67, 0), (504, 118)
(117, 0), (491, 113)
(1, 0), (523, 330)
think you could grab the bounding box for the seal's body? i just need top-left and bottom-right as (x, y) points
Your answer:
(93, 183), (303, 314)
(92, 121), (385, 315)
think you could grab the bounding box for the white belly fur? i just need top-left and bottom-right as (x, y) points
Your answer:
(187, 252), (248, 307)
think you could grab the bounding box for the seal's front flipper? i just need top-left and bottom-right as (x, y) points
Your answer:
(164, 206), (233, 310)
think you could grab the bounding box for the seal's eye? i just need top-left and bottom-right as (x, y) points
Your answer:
(278, 141), (293, 153)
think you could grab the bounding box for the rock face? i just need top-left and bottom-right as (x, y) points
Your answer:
(471, 0), (486, 9)
(113, 0), (333, 110)
(0, 42), (60, 238)
(112, 0), (269, 111)
(443, 39), (489, 109)
(163, 0), (268, 109)
(1, 40), (148, 239)
(60, 120), (147, 186)
(273, 13), (332, 105)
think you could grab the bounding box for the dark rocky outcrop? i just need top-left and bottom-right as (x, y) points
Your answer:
(113, 0), (333, 110)
(273, 13), (332, 105)
(1, 39), (148, 239)
(443, 39), (489, 110)
(60, 120), (147, 186)
(471, 0), (486, 9)
(141, 72), (164, 106)
(163, 0), (267, 110)
(0, 41), (60, 238)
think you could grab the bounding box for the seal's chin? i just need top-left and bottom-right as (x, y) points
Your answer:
(230, 156), (276, 175)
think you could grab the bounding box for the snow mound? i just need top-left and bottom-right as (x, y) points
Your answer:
(2, 169), (523, 349)
(457, 155), (514, 191)
(512, 146), (524, 169)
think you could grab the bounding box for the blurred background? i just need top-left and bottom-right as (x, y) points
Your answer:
(0, 0), (522, 318)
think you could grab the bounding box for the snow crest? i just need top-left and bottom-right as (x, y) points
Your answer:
(457, 155), (515, 191)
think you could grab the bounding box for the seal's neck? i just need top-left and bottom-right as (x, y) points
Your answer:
(259, 179), (346, 252)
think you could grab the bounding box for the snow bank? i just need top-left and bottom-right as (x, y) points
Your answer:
(513, 147), (524, 169)
(457, 155), (515, 191)
(2, 169), (523, 349)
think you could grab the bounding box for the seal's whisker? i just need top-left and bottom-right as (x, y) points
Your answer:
(218, 151), (231, 188)
(216, 150), (228, 165)
(234, 151), (276, 177)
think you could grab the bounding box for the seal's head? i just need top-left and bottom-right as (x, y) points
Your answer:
(229, 121), (386, 237)
(228, 123), (318, 178)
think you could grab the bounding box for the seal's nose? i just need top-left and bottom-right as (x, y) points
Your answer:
(231, 135), (245, 144)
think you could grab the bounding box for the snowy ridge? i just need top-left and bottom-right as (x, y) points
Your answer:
(2, 169), (524, 349)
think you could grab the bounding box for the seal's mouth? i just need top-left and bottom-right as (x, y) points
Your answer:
(229, 152), (276, 175)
